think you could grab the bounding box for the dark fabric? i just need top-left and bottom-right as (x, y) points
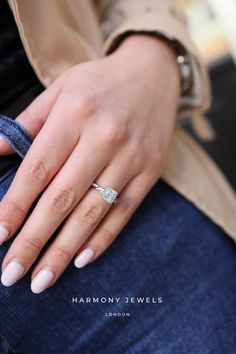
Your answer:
(0, 0), (44, 117)
(0, 0), (43, 178)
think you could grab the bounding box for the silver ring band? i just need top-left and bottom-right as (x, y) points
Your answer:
(92, 183), (118, 204)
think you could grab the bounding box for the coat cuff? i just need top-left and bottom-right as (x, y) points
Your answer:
(102, 11), (211, 120)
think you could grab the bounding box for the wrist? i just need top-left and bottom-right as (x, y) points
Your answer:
(111, 34), (181, 98)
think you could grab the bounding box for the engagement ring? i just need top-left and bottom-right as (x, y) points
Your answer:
(91, 183), (118, 204)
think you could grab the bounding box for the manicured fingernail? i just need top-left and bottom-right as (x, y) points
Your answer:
(1, 260), (24, 286)
(74, 249), (94, 268)
(31, 268), (55, 294)
(0, 224), (9, 245)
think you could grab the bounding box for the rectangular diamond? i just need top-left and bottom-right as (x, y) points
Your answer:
(101, 187), (118, 204)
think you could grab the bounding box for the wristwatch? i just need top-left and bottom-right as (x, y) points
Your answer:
(109, 30), (194, 97)
(156, 34), (193, 96)
(176, 54), (193, 95)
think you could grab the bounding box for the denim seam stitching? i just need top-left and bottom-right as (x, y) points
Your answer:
(0, 118), (32, 145)
(0, 114), (33, 144)
(0, 131), (26, 156)
(0, 334), (16, 354)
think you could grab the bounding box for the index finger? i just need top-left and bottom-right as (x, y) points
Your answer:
(0, 100), (80, 242)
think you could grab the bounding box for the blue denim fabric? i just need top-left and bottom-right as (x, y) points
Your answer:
(0, 114), (33, 158)
(0, 114), (236, 354)
(0, 114), (33, 201)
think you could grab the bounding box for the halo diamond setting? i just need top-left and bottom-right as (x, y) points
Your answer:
(101, 187), (118, 204)
(92, 183), (118, 204)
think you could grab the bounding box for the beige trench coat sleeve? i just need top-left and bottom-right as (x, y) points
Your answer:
(94, 0), (211, 120)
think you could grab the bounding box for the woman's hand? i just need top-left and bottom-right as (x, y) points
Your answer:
(0, 35), (180, 293)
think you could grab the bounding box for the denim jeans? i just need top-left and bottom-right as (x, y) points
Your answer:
(0, 114), (236, 354)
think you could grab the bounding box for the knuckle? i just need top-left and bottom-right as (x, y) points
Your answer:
(77, 94), (97, 117)
(154, 145), (165, 164)
(98, 227), (114, 248)
(51, 188), (75, 213)
(128, 139), (147, 166)
(21, 234), (43, 252)
(151, 137), (166, 165)
(63, 93), (98, 127)
(54, 245), (73, 262)
(80, 203), (105, 225)
(2, 197), (26, 218)
(116, 197), (135, 216)
(99, 122), (126, 145)
(26, 157), (49, 185)
(148, 147), (165, 173)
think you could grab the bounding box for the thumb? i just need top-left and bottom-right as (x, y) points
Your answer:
(0, 75), (65, 155)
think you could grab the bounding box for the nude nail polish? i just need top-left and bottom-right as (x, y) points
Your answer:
(0, 224), (9, 245)
(74, 249), (94, 268)
(31, 268), (55, 294)
(1, 260), (24, 286)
